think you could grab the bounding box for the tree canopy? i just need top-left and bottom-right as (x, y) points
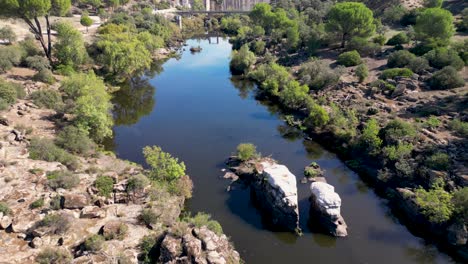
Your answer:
(325, 2), (376, 48)
(414, 8), (454, 47)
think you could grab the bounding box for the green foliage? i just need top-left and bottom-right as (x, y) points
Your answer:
(452, 187), (468, 222)
(30, 89), (63, 110)
(383, 142), (413, 161)
(19, 37), (42, 59)
(47, 170), (79, 190)
(236, 143), (258, 161)
(36, 248), (72, 264)
(80, 15), (93, 30)
(326, 2), (376, 48)
(415, 8), (454, 47)
(0, 202), (11, 215)
(25, 55), (50, 71)
(337, 50), (361, 67)
(30, 197), (45, 209)
(183, 212), (223, 235)
(60, 72), (113, 142)
(33, 69), (55, 84)
(424, 47), (464, 70)
(415, 179), (453, 223)
(360, 118), (382, 155)
(407, 57), (430, 74)
(84, 234), (104, 252)
(298, 59), (342, 90)
(0, 45), (21, 72)
(94, 175), (114, 197)
(55, 125), (95, 155)
(249, 62), (291, 96)
(251, 40), (266, 55)
(38, 213), (71, 234)
(126, 174), (150, 194)
(381, 119), (417, 145)
(382, 5), (407, 25)
(54, 22), (88, 69)
(278, 80), (311, 110)
(305, 103), (329, 128)
(139, 208), (159, 226)
(426, 152), (450, 171)
(387, 50), (416, 68)
(428, 66), (465, 90)
(371, 80), (396, 91)
(355, 63), (368, 83)
(386, 32), (410, 46)
(0, 79), (23, 106)
(380, 68), (413, 80)
(29, 137), (79, 170)
(423, 0), (443, 8)
(0, 25), (16, 44)
(449, 119), (468, 137)
(230, 44), (256, 75)
(220, 16), (243, 34)
(139, 235), (157, 264)
(143, 146), (186, 182)
(347, 36), (381, 57)
(424, 116), (441, 129)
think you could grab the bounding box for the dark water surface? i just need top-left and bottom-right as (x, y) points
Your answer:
(109, 38), (456, 264)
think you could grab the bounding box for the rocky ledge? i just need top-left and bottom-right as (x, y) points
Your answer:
(309, 182), (348, 237)
(227, 157), (300, 234)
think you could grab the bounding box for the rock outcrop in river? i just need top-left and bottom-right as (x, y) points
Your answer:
(309, 182), (348, 237)
(227, 158), (300, 233)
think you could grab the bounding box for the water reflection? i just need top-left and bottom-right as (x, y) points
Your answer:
(113, 77), (156, 126)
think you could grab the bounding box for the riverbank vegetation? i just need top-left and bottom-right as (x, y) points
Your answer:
(225, 0), (467, 258)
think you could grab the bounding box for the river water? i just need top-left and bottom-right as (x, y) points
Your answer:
(108, 38), (456, 264)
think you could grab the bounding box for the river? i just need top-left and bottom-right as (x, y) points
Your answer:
(108, 38), (456, 264)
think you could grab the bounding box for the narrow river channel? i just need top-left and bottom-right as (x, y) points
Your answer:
(108, 38), (456, 264)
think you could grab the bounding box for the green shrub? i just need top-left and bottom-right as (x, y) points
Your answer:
(373, 35), (387, 45)
(347, 37), (381, 57)
(30, 89), (63, 110)
(19, 37), (41, 60)
(236, 143), (258, 161)
(380, 68), (413, 80)
(127, 174), (150, 194)
(424, 115), (441, 129)
(449, 119), (468, 137)
(298, 59), (342, 90)
(0, 46), (21, 72)
(0, 99), (8, 111)
(49, 195), (62, 210)
(30, 198), (45, 209)
(380, 119), (417, 145)
(0, 202), (11, 215)
(306, 103), (330, 128)
(55, 126), (95, 155)
(407, 57), (430, 74)
(84, 234), (104, 252)
(167, 175), (193, 199)
(36, 248), (72, 264)
(143, 146), (186, 182)
(33, 69), (55, 84)
(424, 48), (464, 70)
(371, 80), (396, 91)
(360, 118), (382, 155)
(95, 175), (114, 197)
(382, 5), (408, 25)
(230, 44), (256, 74)
(0, 26), (16, 44)
(355, 64), (369, 83)
(29, 137), (79, 170)
(139, 208), (159, 226)
(415, 179), (453, 223)
(383, 142), (413, 161)
(37, 213), (71, 234)
(47, 170), (79, 190)
(25, 56), (50, 71)
(386, 32), (409, 46)
(183, 212), (223, 235)
(55, 64), (75, 76)
(387, 50), (416, 68)
(337, 50), (362, 66)
(452, 187), (468, 222)
(426, 152), (450, 171)
(428, 66), (465, 90)
(0, 79), (23, 105)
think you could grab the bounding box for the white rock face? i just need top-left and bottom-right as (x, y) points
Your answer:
(261, 161), (298, 208)
(310, 182), (341, 217)
(309, 182), (347, 237)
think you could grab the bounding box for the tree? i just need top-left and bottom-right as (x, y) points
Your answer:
(326, 2), (376, 48)
(54, 22), (88, 69)
(230, 44), (256, 75)
(80, 15), (93, 33)
(60, 72), (113, 141)
(360, 118), (382, 155)
(415, 179), (454, 223)
(143, 146), (186, 182)
(0, 0), (71, 61)
(414, 8), (454, 47)
(355, 64), (368, 83)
